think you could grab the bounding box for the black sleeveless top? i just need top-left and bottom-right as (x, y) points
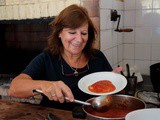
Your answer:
(22, 50), (112, 111)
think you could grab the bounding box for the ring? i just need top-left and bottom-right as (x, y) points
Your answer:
(51, 94), (56, 97)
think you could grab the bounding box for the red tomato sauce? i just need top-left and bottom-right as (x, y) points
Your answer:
(88, 80), (116, 93)
(85, 106), (133, 118)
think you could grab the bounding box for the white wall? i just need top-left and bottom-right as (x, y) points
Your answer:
(99, 0), (124, 70)
(100, 0), (160, 75)
(124, 0), (160, 75)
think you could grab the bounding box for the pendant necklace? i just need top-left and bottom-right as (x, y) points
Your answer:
(69, 57), (80, 76)
(64, 54), (81, 76)
(70, 66), (79, 76)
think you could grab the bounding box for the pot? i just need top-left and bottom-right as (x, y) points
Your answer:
(150, 62), (160, 92)
(83, 94), (146, 120)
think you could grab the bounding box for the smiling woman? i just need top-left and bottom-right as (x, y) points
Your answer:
(9, 4), (114, 111)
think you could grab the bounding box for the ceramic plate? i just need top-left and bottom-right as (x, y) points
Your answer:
(125, 108), (160, 120)
(78, 72), (127, 96)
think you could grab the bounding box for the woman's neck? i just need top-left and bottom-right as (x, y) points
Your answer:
(62, 51), (87, 68)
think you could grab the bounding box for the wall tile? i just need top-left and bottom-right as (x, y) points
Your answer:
(103, 48), (113, 66)
(135, 60), (150, 75)
(123, 30), (135, 43)
(0, 6), (5, 20)
(40, 3), (48, 17)
(112, 46), (118, 65)
(26, 4), (34, 19)
(117, 32), (123, 44)
(151, 44), (160, 60)
(34, 3), (40, 18)
(100, 9), (112, 30)
(106, 30), (113, 49)
(124, 11), (135, 27)
(117, 44), (123, 62)
(99, 0), (112, 9)
(100, 30), (112, 50)
(112, 0), (124, 10)
(124, 0), (136, 10)
(152, 27), (160, 44)
(112, 31), (118, 47)
(136, 0), (152, 10)
(135, 27), (152, 44)
(6, 6), (13, 19)
(48, 1), (58, 17)
(153, 0), (160, 8)
(100, 30), (108, 51)
(136, 10), (154, 27)
(13, 5), (19, 19)
(123, 44), (134, 59)
(152, 10), (160, 27)
(19, 5), (26, 19)
(135, 44), (151, 60)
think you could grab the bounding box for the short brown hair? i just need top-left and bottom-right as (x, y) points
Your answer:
(46, 4), (97, 59)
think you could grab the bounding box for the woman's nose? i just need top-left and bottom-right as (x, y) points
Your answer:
(75, 33), (83, 42)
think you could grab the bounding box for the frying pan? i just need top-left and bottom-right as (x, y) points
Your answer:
(83, 94), (146, 120)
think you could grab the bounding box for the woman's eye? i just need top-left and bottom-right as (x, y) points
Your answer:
(69, 32), (76, 34)
(81, 32), (88, 35)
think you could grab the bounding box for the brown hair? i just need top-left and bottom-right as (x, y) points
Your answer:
(45, 4), (97, 59)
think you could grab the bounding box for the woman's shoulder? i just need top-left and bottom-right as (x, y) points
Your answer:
(92, 49), (105, 58)
(36, 51), (57, 59)
(31, 51), (54, 63)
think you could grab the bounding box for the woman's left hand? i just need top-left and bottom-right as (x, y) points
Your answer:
(112, 67), (123, 73)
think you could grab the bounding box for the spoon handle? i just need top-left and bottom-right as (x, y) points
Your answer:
(33, 89), (91, 106)
(65, 97), (91, 106)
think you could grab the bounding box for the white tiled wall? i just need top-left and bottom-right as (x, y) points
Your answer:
(125, 0), (160, 75)
(100, 0), (160, 75)
(99, 0), (124, 70)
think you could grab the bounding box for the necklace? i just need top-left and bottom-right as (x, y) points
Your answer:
(62, 53), (82, 76)
(70, 66), (79, 76)
(61, 62), (89, 77)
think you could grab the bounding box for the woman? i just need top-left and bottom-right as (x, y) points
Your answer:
(9, 4), (113, 110)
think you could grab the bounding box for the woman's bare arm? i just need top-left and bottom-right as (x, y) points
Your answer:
(8, 73), (74, 103)
(9, 73), (43, 98)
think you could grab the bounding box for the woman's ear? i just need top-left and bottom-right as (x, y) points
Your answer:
(59, 31), (62, 38)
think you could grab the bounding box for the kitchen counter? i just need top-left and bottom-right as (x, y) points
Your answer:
(0, 99), (84, 120)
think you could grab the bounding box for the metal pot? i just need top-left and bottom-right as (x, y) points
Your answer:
(150, 62), (160, 92)
(83, 94), (146, 120)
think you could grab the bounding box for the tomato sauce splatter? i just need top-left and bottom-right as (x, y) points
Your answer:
(88, 80), (116, 93)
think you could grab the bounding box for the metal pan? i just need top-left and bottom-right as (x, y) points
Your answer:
(83, 94), (146, 120)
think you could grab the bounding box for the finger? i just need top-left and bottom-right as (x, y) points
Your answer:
(45, 87), (58, 101)
(53, 83), (65, 103)
(113, 67), (123, 73)
(58, 82), (74, 102)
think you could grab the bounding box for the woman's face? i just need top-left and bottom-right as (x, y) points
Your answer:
(59, 23), (88, 55)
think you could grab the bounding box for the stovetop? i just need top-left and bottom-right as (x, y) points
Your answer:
(137, 75), (160, 108)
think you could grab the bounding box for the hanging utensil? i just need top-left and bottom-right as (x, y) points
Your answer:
(126, 64), (131, 77)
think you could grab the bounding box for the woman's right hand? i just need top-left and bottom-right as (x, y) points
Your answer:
(40, 81), (74, 103)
